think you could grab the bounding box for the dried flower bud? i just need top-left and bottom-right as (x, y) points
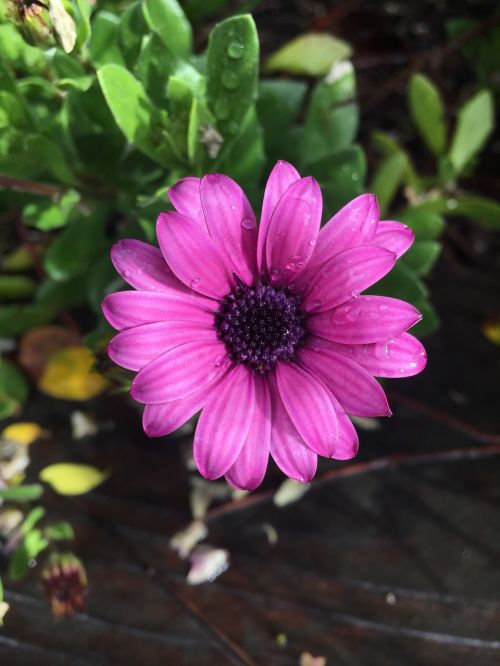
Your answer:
(41, 552), (87, 618)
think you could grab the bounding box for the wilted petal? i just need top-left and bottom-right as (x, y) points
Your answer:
(268, 374), (317, 482)
(108, 321), (217, 371)
(372, 220), (414, 258)
(258, 161), (300, 273)
(157, 211), (234, 299)
(323, 332), (427, 378)
(225, 375), (271, 490)
(265, 177), (322, 287)
(194, 365), (255, 480)
(102, 290), (214, 330)
(299, 346), (391, 417)
(200, 174), (257, 285)
(276, 362), (338, 456)
(130, 339), (229, 404)
(168, 177), (206, 229)
(304, 246), (397, 312)
(309, 296), (422, 344)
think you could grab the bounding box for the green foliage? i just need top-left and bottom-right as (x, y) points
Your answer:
(0, 358), (28, 419)
(448, 89), (493, 175)
(265, 33), (352, 76)
(408, 74), (447, 156)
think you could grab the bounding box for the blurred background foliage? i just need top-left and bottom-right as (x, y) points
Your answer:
(0, 0), (498, 597)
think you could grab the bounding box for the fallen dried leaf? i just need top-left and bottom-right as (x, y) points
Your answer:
(187, 546), (229, 585)
(38, 346), (108, 400)
(19, 326), (80, 380)
(274, 479), (310, 508)
(170, 520), (208, 559)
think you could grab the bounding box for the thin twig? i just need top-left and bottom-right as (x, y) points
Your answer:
(0, 176), (67, 200)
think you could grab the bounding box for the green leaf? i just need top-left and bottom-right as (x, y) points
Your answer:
(300, 62), (358, 166)
(265, 33), (352, 76)
(143, 0), (192, 58)
(187, 96), (217, 166)
(257, 79), (307, 166)
(9, 529), (49, 581)
(44, 214), (107, 281)
(0, 484), (44, 502)
(0, 91), (31, 130)
(40, 463), (111, 495)
(167, 76), (193, 157)
(117, 1), (150, 67)
(0, 304), (57, 338)
(0, 577), (7, 625)
(97, 63), (176, 166)
(206, 14), (259, 138)
(408, 195), (500, 230)
(0, 358), (28, 419)
(369, 152), (406, 216)
(22, 507), (46, 534)
(44, 521), (75, 541)
(408, 74), (447, 155)
(306, 146), (366, 219)
(371, 130), (420, 191)
(398, 209), (445, 240)
(402, 240), (441, 276)
(88, 11), (126, 68)
(72, 0), (92, 48)
(448, 89), (494, 175)
(370, 262), (428, 303)
(134, 33), (178, 106)
(23, 190), (80, 231)
(0, 275), (36, 300)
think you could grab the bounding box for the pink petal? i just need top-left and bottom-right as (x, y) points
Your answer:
(327, 389), (359, 460)
(194, 365), (255, 480)
(111, 240), (190, 293)
(299, 346), (391, 417)
(297, 193), (379, 285)
(102, 290), (215, 330)
(200, 174), (257, 285)
(268, 373), (317, 482)
(108, 321), (217, 371)
(265, 177), (322, 287)
(304, 246), (397, 313)
(257, 161), (300, 273)
(372, 220), (414, 258)
(143, 374), (224, 437)
(130, 339), (229, 404)
(309, 296), (422, 344)
(225, 375), (271, 490)
(276, 362), (338, 456)
(321, 332), (427, 378)
(167, 177), (206, 229)
(157, 211), (234, 299)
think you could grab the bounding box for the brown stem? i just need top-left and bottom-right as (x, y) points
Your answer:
(0, 176), (67, 200)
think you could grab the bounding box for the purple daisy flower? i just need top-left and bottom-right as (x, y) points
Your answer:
(103, 161), (426, 489)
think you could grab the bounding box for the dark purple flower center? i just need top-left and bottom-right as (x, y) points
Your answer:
(216, 283), (307, 373)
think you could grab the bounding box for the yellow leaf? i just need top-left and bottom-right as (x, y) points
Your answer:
(1, 422), (43, 446)
(49, 0), (76, 53)
(39, 463), (110, 496)
(482, 319), (500, 345)
(0, 601), (9, 625)
(38, 346), (108, 401)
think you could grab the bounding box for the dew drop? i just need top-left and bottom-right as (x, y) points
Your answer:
(310, 299), (322, 310)
(214, 355), (224, 367)
(308, 238), (317, 247)
(124, 269), (132, 278)
(190, 277), (201, 288)
(227, 41), (244, 59)
(214, 97), (230, 120)
(270, 269), (281, 282)
(241, 217), (256, 230)
(231, 204), (236, 211)
(221, 70), (239, 89)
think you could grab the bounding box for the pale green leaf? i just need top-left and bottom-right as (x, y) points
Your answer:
(408, 74), (447, 155)
(449, 89), (494, 174)
(265, 33), (352, 76)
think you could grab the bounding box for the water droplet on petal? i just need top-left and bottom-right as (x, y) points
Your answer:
(270, 269), (281, 282)
(231, 204), (236, 211)
(241, 217), (256, 230)
(124, 270), (132, 278)
(214, 355), (224, 367)
(308, 238), (317, 247)
(190, 277), (201, 288)
(227, 41), (244, 59)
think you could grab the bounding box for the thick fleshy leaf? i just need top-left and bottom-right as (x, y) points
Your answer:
(102, 290), (215, 330)
(194, 365), (255, 480)
(225, 375), (271, 490)
(309, 296), (422, 344)
(372, 220), (414, 258)
(258, 161), (300, 273)
(130, 340), (229, 404)
(265, 177), (322, 287)
(304, 246), (397, 312)
(268, 374), (317, 482)
(321, 332), (427, 378)
(157, 212), (234, 298)
(200, 174), (257, 285)
(167, 177), (206, 229)
(299, 346), (391, 417)
(299, 194), (379, 285)
(143, 374), (225, 437)
(111, 239), (192, 293)
(276, 362), (338, 456)
(108, 321), (217, 371)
